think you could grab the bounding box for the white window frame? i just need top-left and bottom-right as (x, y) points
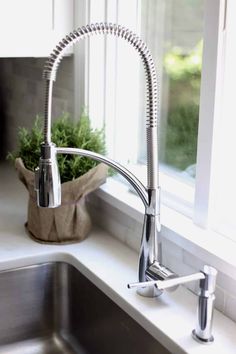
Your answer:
(194, 0), (226, 228)
(74, 0), (236, 247)
(206, 0), (236, 240)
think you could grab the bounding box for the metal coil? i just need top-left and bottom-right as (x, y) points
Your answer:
(43, 22), (159, 189)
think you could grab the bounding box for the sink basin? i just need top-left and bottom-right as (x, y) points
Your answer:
(0, 262), (170, 354)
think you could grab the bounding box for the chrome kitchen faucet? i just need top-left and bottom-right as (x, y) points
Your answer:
(35, 23), (217, 344)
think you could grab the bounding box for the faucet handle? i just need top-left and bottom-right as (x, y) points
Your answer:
(128, 272), (205, 291)
(128, 279), (159, 289)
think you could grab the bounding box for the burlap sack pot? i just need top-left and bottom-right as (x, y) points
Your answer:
(15, 158), (108, 244)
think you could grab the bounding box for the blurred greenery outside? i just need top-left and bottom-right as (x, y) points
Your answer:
(162, 40), (203, 176)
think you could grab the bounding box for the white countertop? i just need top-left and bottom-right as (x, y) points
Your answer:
(1, 163), (236, 354)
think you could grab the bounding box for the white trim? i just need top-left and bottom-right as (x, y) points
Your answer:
(209, 0), (236, 240)
(73, 0), (89, 119)
(194, 0), (226, 227)
(104, 0), (118, 158)
(87, 0), (106, 129)
(108, 0), (141, 163)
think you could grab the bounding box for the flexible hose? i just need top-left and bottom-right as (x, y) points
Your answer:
(43, 22), (159, 189)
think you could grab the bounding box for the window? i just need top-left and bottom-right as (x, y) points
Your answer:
(74, 0), (236, 242)
(140, 0), (204, 179)
(139, 0), (204, 216)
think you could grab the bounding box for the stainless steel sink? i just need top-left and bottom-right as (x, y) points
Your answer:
(0, 262), (170, 354)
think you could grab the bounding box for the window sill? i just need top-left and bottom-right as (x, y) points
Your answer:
(94, 177), (236, 281)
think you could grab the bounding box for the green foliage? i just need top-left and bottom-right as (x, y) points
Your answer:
(164, 41), (202, 82)
(162, 41), (202, 173)
(165, 104), (199, 170)
(8, 111), (107, 183)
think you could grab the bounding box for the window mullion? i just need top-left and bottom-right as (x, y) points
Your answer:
(87, 0), (106, 130)
(113, 0), (141, 164)
(73, 0), (89, 120)
(194, 0), (226, 227)
(103, 0), (118, 158)
(209, 0), (236, 240)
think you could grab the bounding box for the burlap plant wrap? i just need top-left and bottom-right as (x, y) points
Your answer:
(15, 158), (108, 244)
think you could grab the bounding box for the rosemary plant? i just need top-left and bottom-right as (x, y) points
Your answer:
(8, 111), (106, 183)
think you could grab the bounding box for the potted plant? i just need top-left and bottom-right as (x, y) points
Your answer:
(8, 111), (108, 244)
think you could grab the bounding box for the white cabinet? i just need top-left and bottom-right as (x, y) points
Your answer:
(0, 0), (74, 57)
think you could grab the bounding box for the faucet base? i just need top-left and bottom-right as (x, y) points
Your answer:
(137, 286), (163, 298)
(192, 330), (214, 344)
(146, 262), (179, 292)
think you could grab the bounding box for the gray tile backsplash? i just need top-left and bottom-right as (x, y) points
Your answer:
(87, 193), (236, 324)
(0, 56), (74, 160)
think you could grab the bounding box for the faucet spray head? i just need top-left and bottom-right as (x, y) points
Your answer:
(35, 143), (61, 208)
